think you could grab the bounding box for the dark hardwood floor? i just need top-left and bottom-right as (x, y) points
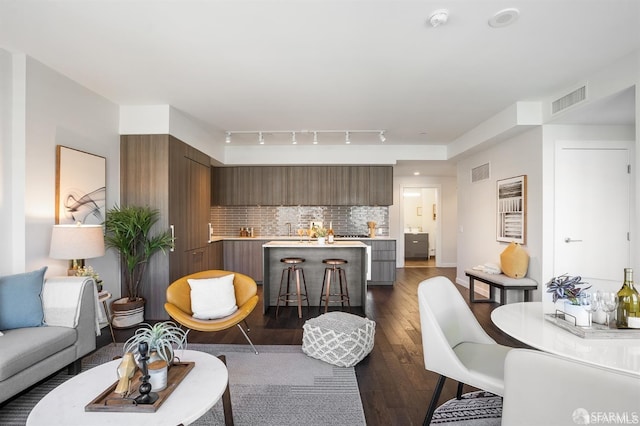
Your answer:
(106, 267), (527, 426)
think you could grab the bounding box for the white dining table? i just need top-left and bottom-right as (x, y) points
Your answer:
(491, 302), (640, 377)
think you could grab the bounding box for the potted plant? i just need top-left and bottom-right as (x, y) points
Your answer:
(123, 321), (188, 365)
(313, 226), (328, 244)
(546, 274), (591, 326)
(104, 205), (173, 327)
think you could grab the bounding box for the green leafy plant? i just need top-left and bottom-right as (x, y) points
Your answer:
(104, 205), (173, 301)
(123, 321), (188, 364)
(313, 226), (328, 237)
(546, 274), (591, 305)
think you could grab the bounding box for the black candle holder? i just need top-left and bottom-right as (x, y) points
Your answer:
(134, 341), (159, 405)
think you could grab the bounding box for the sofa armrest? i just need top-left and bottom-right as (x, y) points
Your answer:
(42, 277), (97, 358)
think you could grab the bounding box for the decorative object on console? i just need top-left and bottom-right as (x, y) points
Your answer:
(367, 221), (376, 238)
(104, 205), (173, 327)
(75, 265), (103, 291)
(499, 242), (529, 278)
(49, 223), (105, 275)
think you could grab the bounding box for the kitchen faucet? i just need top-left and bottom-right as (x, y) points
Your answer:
(285, 223), (291, 236)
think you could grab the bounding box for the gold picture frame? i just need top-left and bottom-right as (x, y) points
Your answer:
(55, 145), (106, 225)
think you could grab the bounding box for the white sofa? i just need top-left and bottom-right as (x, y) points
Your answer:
(0, 276), (97, 404)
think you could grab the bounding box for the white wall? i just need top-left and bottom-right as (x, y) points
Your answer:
(0, 52), (121, 298)
(391, 175), (457, 267)
(456, 126), (543, 301)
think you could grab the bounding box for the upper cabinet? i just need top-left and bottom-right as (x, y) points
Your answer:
(211, 165), (392, 206)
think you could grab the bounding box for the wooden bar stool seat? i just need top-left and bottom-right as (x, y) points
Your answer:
(276, 257), (309, 318)
(319, 258), (351, 313)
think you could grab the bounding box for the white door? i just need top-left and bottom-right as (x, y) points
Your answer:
(554, 140), (631, 283)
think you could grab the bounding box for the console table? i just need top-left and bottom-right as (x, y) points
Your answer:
(465, 269), (537, 305)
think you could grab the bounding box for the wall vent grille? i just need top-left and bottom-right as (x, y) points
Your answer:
(552, 86), (587, 114)
(471, 163), (490, 183)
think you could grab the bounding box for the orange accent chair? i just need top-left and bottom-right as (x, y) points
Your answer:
(164, 270), (259, 354)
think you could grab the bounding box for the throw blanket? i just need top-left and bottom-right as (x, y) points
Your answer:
(42, 277), (101, 335)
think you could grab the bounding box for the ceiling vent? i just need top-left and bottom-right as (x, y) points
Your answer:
(552, 85), (587, 115)
(471, 163), (490, 183)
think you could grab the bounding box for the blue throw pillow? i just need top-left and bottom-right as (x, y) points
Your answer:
(0, 266), (47, 330)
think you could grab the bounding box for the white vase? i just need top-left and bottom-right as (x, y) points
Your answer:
(562, 301), (590, 327)
(317, 237), (326, 245)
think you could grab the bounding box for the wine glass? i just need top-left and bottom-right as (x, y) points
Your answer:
(579, 292), (600, 327)
(599, 292), (619, 328)
(297, 228), (305, 243)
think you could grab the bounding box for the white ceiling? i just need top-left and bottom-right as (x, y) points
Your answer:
(1, 0), (638, 175)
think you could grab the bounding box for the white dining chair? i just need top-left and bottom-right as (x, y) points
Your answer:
(418, 276), (512, 425)
(502, 348), (640, 426)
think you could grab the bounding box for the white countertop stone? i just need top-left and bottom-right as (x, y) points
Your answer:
(262, 240), (368, 248)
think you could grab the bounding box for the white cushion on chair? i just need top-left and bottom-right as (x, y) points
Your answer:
(302, 312), (375, 367)
(188, 274), (238, 319)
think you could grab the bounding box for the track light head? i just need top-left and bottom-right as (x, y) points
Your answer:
(379, 131), (386, 143)
(258, 132), (264, 144)
(313, 131), (318, 144)
(345, 131), (351, 144)
(225, 132), (231, 143)
(291, 132), (297, 144)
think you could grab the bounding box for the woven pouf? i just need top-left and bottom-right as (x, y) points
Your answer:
(302, 312), (375, 367)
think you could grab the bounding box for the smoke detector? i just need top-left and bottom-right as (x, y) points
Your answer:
(488, 8), (520, 28)
(428, 9), (449, 27)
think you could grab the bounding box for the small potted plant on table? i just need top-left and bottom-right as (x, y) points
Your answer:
(546, 274), (591, 326)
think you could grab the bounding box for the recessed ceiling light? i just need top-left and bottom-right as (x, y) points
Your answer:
(488, 8), (519, 28)
(427, 9), (449, 28)
(414, 172), (420, 176)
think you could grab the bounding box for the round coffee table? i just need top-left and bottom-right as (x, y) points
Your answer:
(27, 349), (228, 426)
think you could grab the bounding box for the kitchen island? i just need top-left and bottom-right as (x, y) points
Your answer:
(262, 240), (369, 315)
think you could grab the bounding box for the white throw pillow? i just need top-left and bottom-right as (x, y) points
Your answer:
(187, 274), (238, 320)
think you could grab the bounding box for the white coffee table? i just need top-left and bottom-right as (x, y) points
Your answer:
(27, 349), (228, 426)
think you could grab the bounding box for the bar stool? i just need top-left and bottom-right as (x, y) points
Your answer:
(319, 258), (351, 313)
(276, 257), (309, 318)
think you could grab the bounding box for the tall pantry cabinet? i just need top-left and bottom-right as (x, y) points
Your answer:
(120, 134), (213, 320)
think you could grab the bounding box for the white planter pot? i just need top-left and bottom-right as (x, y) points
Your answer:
(317, 237), (326, 245)
(560, 301), (590, 327)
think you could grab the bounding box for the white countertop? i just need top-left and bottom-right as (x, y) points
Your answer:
(262, 240), (368, 248)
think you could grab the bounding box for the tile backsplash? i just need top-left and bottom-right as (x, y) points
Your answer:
(211, 206), (389, 237)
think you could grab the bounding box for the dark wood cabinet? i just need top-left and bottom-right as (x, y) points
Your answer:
(121, 134), (212, 320)
(223, 239), (264, 282)
(368, 166), (393, 205)
(361, 239), (396, 285)
(212, 165), (392, 206)
(404, 233), (429, 259)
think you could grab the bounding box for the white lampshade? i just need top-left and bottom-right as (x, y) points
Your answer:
(50, 224), (105, 261)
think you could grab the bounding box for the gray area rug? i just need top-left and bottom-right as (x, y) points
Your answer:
(0, 343), (366, 426)
(431, 391), (502, 425)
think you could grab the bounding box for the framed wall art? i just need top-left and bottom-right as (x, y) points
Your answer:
(496, 175), (526, 244)
(55, 145), (106, 225)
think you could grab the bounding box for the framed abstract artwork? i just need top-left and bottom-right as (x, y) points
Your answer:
(496, 175), (526, 244)
(55, 145), (106, 225)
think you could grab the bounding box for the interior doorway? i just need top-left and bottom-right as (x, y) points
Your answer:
(402, 187), (439, 267)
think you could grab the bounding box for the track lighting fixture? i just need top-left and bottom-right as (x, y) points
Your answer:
(223, 129), (386, 145)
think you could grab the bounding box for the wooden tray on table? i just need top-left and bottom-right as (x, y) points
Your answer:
(85, 361), (195, 413)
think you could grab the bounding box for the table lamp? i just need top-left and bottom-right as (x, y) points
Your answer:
(50, 223), (105, 275)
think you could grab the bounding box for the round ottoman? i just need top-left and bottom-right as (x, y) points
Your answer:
(302, 312), (375, 367)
